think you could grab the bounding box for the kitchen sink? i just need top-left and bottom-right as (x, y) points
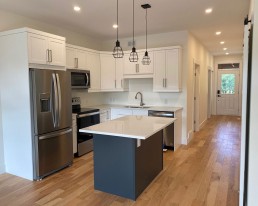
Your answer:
(124, 105), (150, 109)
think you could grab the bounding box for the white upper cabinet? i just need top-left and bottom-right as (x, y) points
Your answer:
(28, 32), (65, 66)
(123, 51), (153, 77)
(66, 46), (87, 69)
(87, 51), (101, 92)
(100, 53), (128, 91)
(153, 47), (182, 92)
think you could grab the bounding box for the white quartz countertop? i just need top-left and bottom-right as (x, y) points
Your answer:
(86, 104), (183, 112)
(79, 115), (176, 140)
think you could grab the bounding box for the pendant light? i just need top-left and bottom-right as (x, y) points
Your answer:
(113, 0), (124, 58)
(129, 0), (138, 62)
(141, 4), (151, 65)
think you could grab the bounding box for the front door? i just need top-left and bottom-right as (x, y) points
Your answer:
(217, 69), (240, 115)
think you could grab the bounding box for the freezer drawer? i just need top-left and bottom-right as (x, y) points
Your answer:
(35, 128), (73, 179)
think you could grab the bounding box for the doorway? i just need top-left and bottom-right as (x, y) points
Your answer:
(216, 65), (240, 115)
(193, 63), (200, 132)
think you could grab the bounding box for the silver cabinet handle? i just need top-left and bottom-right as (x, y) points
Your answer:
(76, 58), (79, 68)
(163, 78), (165, 88)
(165, 78), (167, 88)
(46, 49), (49, 62)
(49, 50), (53, 63)
(121, 79), (123, 88)
(74, 58), (77, 68)
(137, 64), (139, 73)
(115, 80), (117, 88)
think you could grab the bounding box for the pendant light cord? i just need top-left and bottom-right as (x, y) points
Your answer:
(116, 0), (118, 41)
(145, 8), (147, 52)
(133, 0), (135, 47)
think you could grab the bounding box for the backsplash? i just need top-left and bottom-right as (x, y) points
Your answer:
(72, 79), (183, 107)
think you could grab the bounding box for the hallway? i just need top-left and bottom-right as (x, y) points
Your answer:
(0, 116), (241, 206)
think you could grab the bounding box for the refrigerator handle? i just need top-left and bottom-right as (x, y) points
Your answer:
(52, 73), (58, 128)
(39, 128), (72, 140)
(56, 73), (62, 127)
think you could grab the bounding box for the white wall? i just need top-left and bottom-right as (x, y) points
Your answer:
(213, 54), (243, 115)
(0, 9), (102, 50)
(0, 92), (5, 174)
(187, 33), (214, 142)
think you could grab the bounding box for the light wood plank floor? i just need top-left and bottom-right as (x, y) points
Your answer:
(0, 115), (241, 206)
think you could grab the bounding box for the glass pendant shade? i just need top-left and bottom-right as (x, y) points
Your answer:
(113, 40), (124, 58)
(129, 47), (138, 62)
(142, 51), (151, 65)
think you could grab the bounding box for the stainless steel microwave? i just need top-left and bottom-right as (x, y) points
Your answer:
(70, 70), (90, 89)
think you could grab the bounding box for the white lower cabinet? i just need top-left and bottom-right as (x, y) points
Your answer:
(100, 108), (111, 123)
(110, 108), (148, 120)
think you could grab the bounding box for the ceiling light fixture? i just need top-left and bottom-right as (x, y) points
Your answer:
(220, 41), (225, 44)
(223, 48), (227, 50)
(113, 24), (118, 29)
(141, 4), (151, 65)
(112, 0), (124, 58)
(74, 6), (81, 12)
(215, 31), (221, 35)
(226, 52), (229, 55)
(129, 0), (138, 62)
(205, 8), (213, 14)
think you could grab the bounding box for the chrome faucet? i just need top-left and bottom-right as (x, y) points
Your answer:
(135, 92), (145, 107)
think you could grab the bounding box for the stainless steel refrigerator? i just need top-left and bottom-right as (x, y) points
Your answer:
(30, 68), (73, 180)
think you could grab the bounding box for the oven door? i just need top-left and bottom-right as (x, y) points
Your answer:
(76, 112), (100, 156)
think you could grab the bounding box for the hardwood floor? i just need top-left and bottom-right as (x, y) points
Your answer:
(0, 115), (241, 206)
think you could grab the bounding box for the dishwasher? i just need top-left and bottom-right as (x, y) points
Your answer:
(148, 110), (174, 150)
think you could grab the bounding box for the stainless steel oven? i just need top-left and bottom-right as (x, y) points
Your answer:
(76, 109), (100, 156)
(72, 97), (100, 156)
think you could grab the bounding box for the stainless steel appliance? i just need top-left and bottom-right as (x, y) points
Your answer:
(70, 69), (90, 89)
(148, 110), (174, 150)
(72, 98), (100, 156)
(30, 68), (73, 180)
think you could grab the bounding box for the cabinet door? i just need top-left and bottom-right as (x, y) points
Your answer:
(115, 58), (124, 90)
(100, 54), (116, 90)
(111, 108), (132, 120)
(123, 53), (137, 75)
(166, 49), (180, 91)
(153, 50), (166, 91)
(28, 33), (48, 64)
(66, 47), (76, 68)
(76, 49), (87, 69)
(88, 52), (101, 91)
(132, 109), (148, 116)
(138, 51), (154, 74)
(48, 38), (65, 66)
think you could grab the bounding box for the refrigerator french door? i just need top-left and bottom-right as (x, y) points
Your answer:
(30, 68), (73, 180)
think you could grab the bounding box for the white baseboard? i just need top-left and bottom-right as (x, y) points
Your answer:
(187, 130), (194, 144)
(0, 163), (5, 174)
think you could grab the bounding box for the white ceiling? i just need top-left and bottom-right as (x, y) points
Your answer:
(0, 0), (250, 55)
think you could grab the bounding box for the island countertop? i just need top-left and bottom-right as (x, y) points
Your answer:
(79, 115), (176, 140)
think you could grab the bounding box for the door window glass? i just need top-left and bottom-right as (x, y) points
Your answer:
(221, 74), (235, 94)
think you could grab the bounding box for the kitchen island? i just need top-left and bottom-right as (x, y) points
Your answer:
(80, 115), (176, 200)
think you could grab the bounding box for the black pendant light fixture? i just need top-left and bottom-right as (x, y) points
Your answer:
(141, 4), (151, 65)
(129, 0), (138, 62)
(113, 0), (124, 58)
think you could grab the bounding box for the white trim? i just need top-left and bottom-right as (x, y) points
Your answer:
(187, 130), (194, 144)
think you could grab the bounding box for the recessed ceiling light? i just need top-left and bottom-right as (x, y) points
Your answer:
(225, 52), (229, 55)
(215, 31), (221, 35)
(74, 6), (81, 12)
(113, 24), (118, 29)
(205, 8), (213, 14)
(223, 48), (227, 50)
(220, 41), (225, 44)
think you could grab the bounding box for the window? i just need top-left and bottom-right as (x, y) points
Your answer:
(221, 74), (235, 94)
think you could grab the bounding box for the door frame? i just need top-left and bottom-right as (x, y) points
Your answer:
(208, 67), (214, 119)
(193, 60), (200, 132)
(214, 60), (242, 115)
